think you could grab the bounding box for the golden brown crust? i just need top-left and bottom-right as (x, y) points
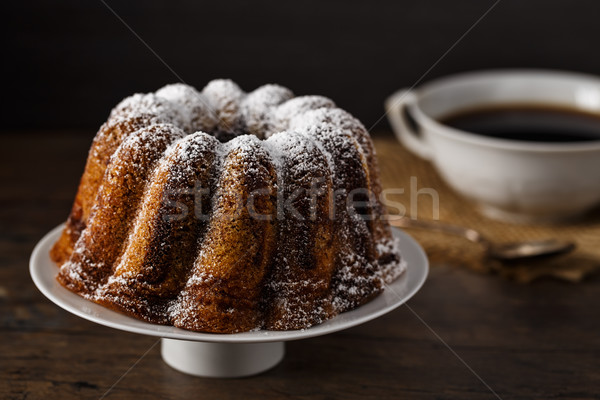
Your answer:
(57, 124), (185, 294)
(306, 126), (383, 312)
(262, 132), (336, 330)
(288, 107), (401, 284)
(50, 114), (168, 265)
(51, 82), (405, 333)
(97, 133), (220, 323)
(172, 136), (278, 333)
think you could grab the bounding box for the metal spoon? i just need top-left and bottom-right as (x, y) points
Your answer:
(390, 217), (576, 261)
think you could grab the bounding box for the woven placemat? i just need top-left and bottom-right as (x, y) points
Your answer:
(373, 135), (600, 283)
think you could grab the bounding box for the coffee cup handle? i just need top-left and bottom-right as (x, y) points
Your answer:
(385, 89), (431, 160)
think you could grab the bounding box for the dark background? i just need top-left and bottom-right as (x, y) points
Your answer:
(5, 0), (600, 132)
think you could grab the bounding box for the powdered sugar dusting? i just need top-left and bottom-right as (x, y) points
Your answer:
(109, 93), (189, 131)
(271, 95), (336, 135)
(201, 79), (245, 141)
(242, 84), (293, 139)
(377, 236), (407, 283)
(54, 79), (405, 333)
(156, 83), (219, 133)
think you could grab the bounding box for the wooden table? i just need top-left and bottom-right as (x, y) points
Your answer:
(2, 132), (599, 399)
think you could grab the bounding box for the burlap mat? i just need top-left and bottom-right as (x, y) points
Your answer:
(373, 135), (600, 283)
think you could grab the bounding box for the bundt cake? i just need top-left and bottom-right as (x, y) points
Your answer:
(50, 80), (405, 333)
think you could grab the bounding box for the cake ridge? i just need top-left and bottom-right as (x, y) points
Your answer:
(263, 130), (336, 329)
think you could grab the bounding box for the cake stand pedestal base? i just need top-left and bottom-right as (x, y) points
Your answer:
(161, 338), (285, 378)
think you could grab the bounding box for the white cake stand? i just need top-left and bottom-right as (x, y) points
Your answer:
(30, 225), (428, 378)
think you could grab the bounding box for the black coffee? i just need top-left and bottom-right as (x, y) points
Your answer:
(439, 105), (600, 142)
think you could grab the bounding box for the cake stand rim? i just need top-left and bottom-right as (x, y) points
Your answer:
(30, 224), (428, 343)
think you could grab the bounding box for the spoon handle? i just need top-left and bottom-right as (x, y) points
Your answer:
(389, 216), (490, 247)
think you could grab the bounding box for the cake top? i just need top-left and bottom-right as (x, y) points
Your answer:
(110, 80), (339, 140)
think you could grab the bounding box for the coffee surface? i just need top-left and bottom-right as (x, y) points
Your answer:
(440, 105), (600, 142)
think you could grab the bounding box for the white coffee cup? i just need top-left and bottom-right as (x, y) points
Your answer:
(385, 69), (600, 224)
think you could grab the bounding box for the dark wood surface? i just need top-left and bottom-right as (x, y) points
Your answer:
(2, 132), (600, 400)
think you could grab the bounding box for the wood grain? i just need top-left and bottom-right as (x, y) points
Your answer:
(1, 132), (599, 399)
